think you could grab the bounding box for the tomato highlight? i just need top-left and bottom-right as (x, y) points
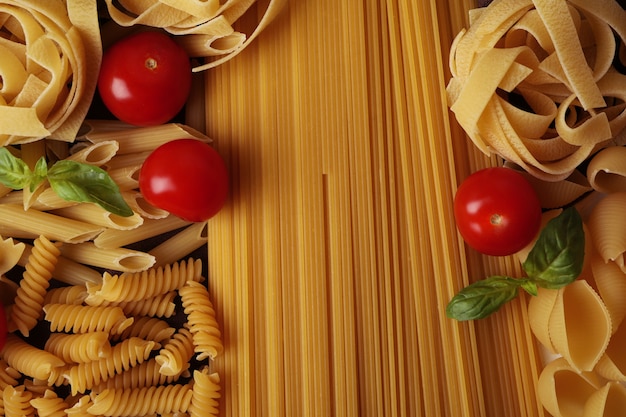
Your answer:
(453, 167), (542, 256)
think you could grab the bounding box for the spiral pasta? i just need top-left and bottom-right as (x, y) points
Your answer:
(44, 285), (88, 306)
(30, 390), (69, 417)
(155, 327), (195, 376)
(115, 291), (177, 318)
(44, 331), (112, 364)
(65, 337), (157, 395)
(179, 280), (223, 360)
(1, 333), (65, 381)
(112, 316), (176, 346)
(91, 358), (189, 392)
(2, 385), (34, 417)
(43, 304), (134, 335)
(85, 258), (203, 304)
(9, 235), (61, 337)
(88, 383), (194, 416)
(189, 368), (220, 417)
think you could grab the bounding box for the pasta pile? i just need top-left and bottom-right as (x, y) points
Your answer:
(447, 0), (626, 181)
(0, 0), (101, 145)
(102, 0), (287, 72)
(0, 122), (224, 416)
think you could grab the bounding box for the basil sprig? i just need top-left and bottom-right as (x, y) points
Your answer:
(0, 147), (133, 217)
(446, 207), (584, 321)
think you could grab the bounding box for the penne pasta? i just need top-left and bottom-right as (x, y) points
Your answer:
(52, 203), (144, 231)
(149, 222), (208, 267)
(93, 215), (190, 249)
(66, 140), (119, 166)
(121, 191), (170, 220)
(60, 242), (156, 273)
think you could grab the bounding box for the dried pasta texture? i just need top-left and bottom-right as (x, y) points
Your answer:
(30, 390), (70, 417)
(583, 381), (626, 417)
(43, 304), (134, 335)
(44, 331), (112, 364)
(43, 285), (88, 306)
(1, 333), (65, 381)
(88, 383), (194, 416)
(2, 385), (34, 417)
(113, 292), (177, 318)
(65, 337), (157, 395)
(9, 235), (60, 337)
(587, 192), (626, 272)
(112, 316), (176, 345)
(189, 368), (220, 417)
(0, 360), (19, 390)
(179, 280), (223, 360)
(85, 258), (203, 304)
(155, 327), (195, 376)
(91, 357), (189, 392)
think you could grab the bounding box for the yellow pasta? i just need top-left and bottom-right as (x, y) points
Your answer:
(88, 383), (194, 416)
(2, 385), (34, 417)
(59, 242), (155, 273)
(30, 390), (70, 417)
(9, 235), (61, 337)
(64, 337), (157, 395)
(113, 291), (178, 318)
(66, 140), (119, 166)
(155, 327), (195, 376)
(52, 204), (144, 231)
(587, 146), (626, 194)
(587, 192), (626, 271)
(43, 285), (88, 306)
(148, 222), (208, 267)
(112, 316), (176, 346)
(1, 334), (65, 381)
(179, 280), (223, 360)
(85, 258), (202, 304)
(19, 243), (102, 286)
(43, 304), (134, 335)
(189, 368), (221, 417)
(583, 381), (626, 417)
(44, 332), (112, 364)
(93, 215), (190, 249)
(91, 358), (189, 392)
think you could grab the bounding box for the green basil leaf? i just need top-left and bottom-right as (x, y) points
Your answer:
(523, 207), (584, 289)
(520, 279), (538, 296)
(0, 147), (34, 190)
(30, 156), (49, 192)
(47, 160), (134, 217)
(446, 276), (522, 321)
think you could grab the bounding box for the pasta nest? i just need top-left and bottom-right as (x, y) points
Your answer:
(103, 0), (287, 72)
(0, 0), (100, 145)
(447, 0), (626, 182)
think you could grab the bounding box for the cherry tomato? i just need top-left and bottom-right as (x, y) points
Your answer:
(0, 302), (7, 351)
(97, 31), (192, 126)
(139, 139), (229, 222)
(453, 167), (542, 256)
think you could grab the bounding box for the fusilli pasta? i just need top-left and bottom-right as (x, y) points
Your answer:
(1, 333), (65, 381)
(155, 327), (195, 376)
(44, 331), (112, 364)
(2, 385), (34, 417)
(30, 390), (69, 417)
(88, 383), (194, 416)
(189, 368), (221, 417)
(179, 280), (223, 360)
(43, 304), (133, 335)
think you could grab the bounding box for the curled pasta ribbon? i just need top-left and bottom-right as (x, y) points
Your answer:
(103, 0), (287, 71)
(0, 0), (100, 144)
(2, 385), (34, 417)
(155, 327), (195, 376)
(587, 146), (626, 194)
(587, 192), (626, 273)
(448, 0), (626, 181)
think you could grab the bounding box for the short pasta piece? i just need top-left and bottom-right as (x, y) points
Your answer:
(155, 327), (195, 376)
(43, 285), (88, 306)
(115, 291), (177, 318)
(2, 385), (34, 417)
(65, 337), (157, 395)
(43, 304), (134, 335)
(44, 331), (112, 364)
(88, 383), (194, 416)
(9, 235), (61, 337)
(179, 280), (223, 360)
(0, 360), (19, 390)
(189, 368), (221, 417)
(112, 316), (176, 346)
(85, 258), (203, 304)
(1, 334), (65, 381)
(30, 390), (70, 417)
(91, 358), (189, 392)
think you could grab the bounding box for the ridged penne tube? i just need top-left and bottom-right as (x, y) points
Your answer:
(9, 235), (61, 337)
(0, 204), (104, 244)
(590, 251), (626, 333)
(121, 191), (170, 220)
(587, 146), (626, 194)
(0, 334), (65, 381)
(527, 287), (559, 354)
(106, 164), (141, 191)
(52, 203), (144, 231)
(583, 381), (626, 417)
(93, 215), (190, 249)
(548, 280), (612, 372)
(85, 123), (211, 154)
(149, 222), (208, 267)
(43, 304), (134, 335)
(44, 332), (112, 364)
(66, 140), (119, 166)
(587, 192), (626, 272)
(537, 357), (603, 417)
(60, 242), (155, 273)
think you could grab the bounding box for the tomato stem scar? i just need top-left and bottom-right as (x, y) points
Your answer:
(145, 57), (157, 70)
(490, 213), (502, 225)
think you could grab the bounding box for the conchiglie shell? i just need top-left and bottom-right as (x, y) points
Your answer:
(583, 382), (626, 417)
(590, 252), (626, 333)
(587, 192), (626, 273)
(594, 321), (626, 381)
(538, 357), (604, 417)
(548, 280), (612, 372)
(587, 146), (626, 194)
(528, 287), (559, 353)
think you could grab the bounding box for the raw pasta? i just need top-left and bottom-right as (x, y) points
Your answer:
(88, 383), (194, 416)
(30, 390), (70, 417)
(1, 334), (65, 381)
(189, 368), (221, 417)
(43, 304), (134, 335)
(44, 331), (112, 364)
(2, 385), (34, 417)
(155, 327), (195, 376)
(179, 280), (224, 360)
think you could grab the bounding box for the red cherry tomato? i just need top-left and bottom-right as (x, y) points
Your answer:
(0, 302), (7, 351)
(97, 31), (192, 126)
(139, 139), (229, 222)
(453, 167), (542, 256)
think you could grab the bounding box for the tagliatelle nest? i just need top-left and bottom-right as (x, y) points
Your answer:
(103, 0), (287, 72)
(447, 0), (626, 182)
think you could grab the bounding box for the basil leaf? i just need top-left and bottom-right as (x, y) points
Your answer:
(446, 276), (523, 321)
(47, 160), (134, 217)
(30, 156), (49, 192)
(0, 147), (34, 190)
(520, 279), (538, 296)
(522, 207), (584, 289)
